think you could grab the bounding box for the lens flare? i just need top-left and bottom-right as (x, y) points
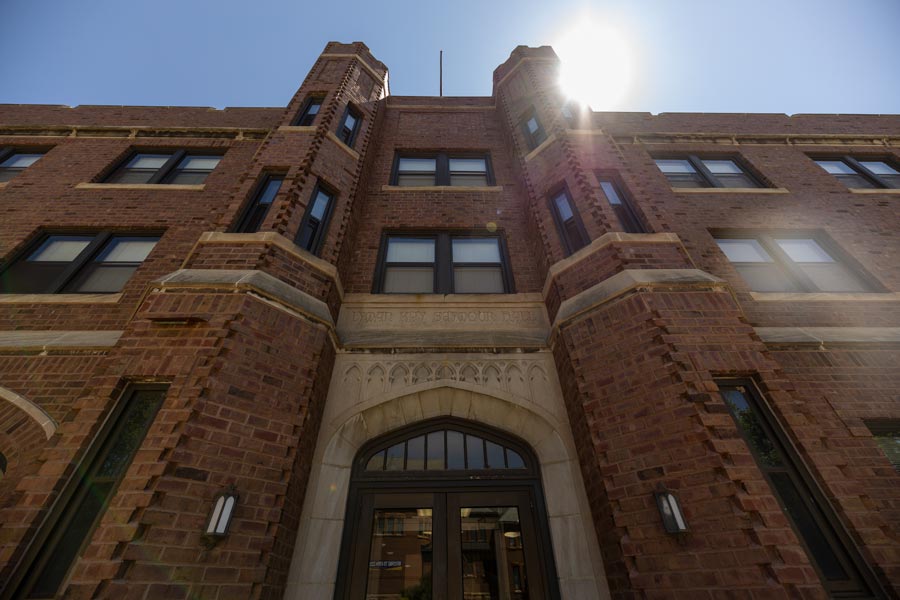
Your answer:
(555, 20), (633, 110)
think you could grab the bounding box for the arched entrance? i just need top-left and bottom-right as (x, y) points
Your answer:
(335, 417), (561, 600)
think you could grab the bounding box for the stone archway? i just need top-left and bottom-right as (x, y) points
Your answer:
(0, 386), (58, 496)
(285, 355), (610, 600)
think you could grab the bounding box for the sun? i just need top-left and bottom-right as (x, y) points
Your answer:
(555, 20), (633, 111)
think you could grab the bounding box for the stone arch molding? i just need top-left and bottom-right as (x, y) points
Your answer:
(0, 385), (57, 439)
(285, 364), (610, 599)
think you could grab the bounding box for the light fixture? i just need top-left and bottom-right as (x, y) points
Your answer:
(203, 485), (238, 546)
(654, 489), (688, 534)
(503, 530), (521, 539)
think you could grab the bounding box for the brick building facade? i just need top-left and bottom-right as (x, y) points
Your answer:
(0, 41), (897, 599)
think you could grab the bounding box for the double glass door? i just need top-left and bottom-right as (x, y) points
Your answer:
(344, 489), (550, 600)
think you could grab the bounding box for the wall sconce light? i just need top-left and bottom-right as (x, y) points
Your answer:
(654, 489), (688, 534)
(203, 485), (238, 547)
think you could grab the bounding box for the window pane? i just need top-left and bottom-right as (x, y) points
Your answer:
(715, 173), (760, 188)
(553, 193), (574, 221)
(799, 264), (870, 293)
(734, 264), (802, 292)
(448, 173), (488, 186)
(386, 238), (435, 263)
(526, 117), (539, 134)
(448, 158), (486, 173)
(257, 177), (283, 206)
(383, 267), (434, 293)
(127, 154), (170, 170)
(96, 237), (158, 263)
(177, 156), (221, 171)
(716, 239), (773, 263)
(774, 239), (834, 263)
(459, 507), (529, 598)
(768, 472), (849, 582)
(385, 442), (405, 471)
(870, 427), (900, 470)
(166, 171), (211, 185)
(466, 435), (485, 469)
(599, 180), (623, 205)
(655, 159), (696, 174)
(365, 450), (385, 471)
(447, 431), (465, 469)
(485, 441), (505, 469)
(452, 238), (500, 263)
(835, 174), (876, 189)
(108, 170), (156, 184)
(1, 153), (42, 168)
(366, 509), (432, 597)
(426, 431), (444, 470)
(398, 158), (437, 172)
(310, 190), (332, 220)
(406, 436), (425, 470)
(397, 173), (436, 187)
(702, 159), (744, 174)
(344, 113), (357, 130)
(506, 449), (525, 469)
(69, 265), (137, 293)
(858, 161), (900, 176)
(454, 267), (504, 294)
(29, 236), (93, 262)
(721, 388), (785, 468)
(307, 103), (320, 115)
(816, 160), (856, 175)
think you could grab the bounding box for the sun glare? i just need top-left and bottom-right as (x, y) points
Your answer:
(555, 20), (633, 110)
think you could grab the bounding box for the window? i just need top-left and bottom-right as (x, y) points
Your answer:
(392, 154), (492, 187)
(865, 421), (900, 471)
(521, 110), (547, 150)
(375, 232), (512, 294)
(293, 96), (324, 126)
(0, 451), (6, 481)
(104, 151), (221, 184)
(233, 174), (284, 233)
(713, 232), (876, 293)
(655, 156), (763, 188)
(549, 188), (590, 255)
(718, 381), (878, 598)
(0, 149), (44, 182)
(336, 105), (362, 147)
(0, 232), (159, 294)
(295, 184), (335, 255)
(13, 385), (167, 599)
(814, 157), (900, 189)
(597, 175), (646, 233)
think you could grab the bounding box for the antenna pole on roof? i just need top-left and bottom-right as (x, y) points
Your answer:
(440, 50), (443, 97)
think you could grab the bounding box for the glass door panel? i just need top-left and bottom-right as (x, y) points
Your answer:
(365, 508), (434, 599)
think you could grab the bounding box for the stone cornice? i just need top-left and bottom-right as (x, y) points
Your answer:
(0, 125), (270, 140)
(755, 327), (900, 346)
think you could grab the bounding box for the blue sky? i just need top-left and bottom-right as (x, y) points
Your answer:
(2, 0), (899, 115)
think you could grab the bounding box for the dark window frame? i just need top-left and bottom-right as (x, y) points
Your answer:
(292, 95), (325, 127)
(0, 147), (48, 182)
(0, 230), (162, 295)
(711, 228), (884, 294)
(547, 184), (590, 256)
(521, 109), (548, 150)
(389, 152), (495, 187)
(231, 173), (285, 233)
(336, 104), (363, 148)
(716, 379), (885, 598)
(595, 171), (647, 234)
(295, 181), (336, 256)
(372, 230), (515, 294)
(811, 155), (900, 189)
(655, 154), (766, 188)
(102, 149), (223, 184)
(7, 384), (168, 599)
(864, 419), (900, 471)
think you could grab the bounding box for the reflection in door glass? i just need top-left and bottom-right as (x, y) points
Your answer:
(366, 508), (433, 599)
(460, 506), (528, 599)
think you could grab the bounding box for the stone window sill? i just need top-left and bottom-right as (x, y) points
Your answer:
(0, 293), (123, 304)
(749, 291), (899, 302)
(75, 182), (205, 191)
(381, 185), (503, 192)
(672, 187), (789, 194)
(848, 188), (900, 194)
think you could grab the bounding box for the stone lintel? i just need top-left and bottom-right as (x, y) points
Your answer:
(542, 232), (684, 299)
(154, 269), (334, 326)
(553, 269), (726, 330)
(196, 231), (343, 299)
(755, 327), (900, 346)
(337, 293), (549, 349)
(0, 330), (123, 351)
